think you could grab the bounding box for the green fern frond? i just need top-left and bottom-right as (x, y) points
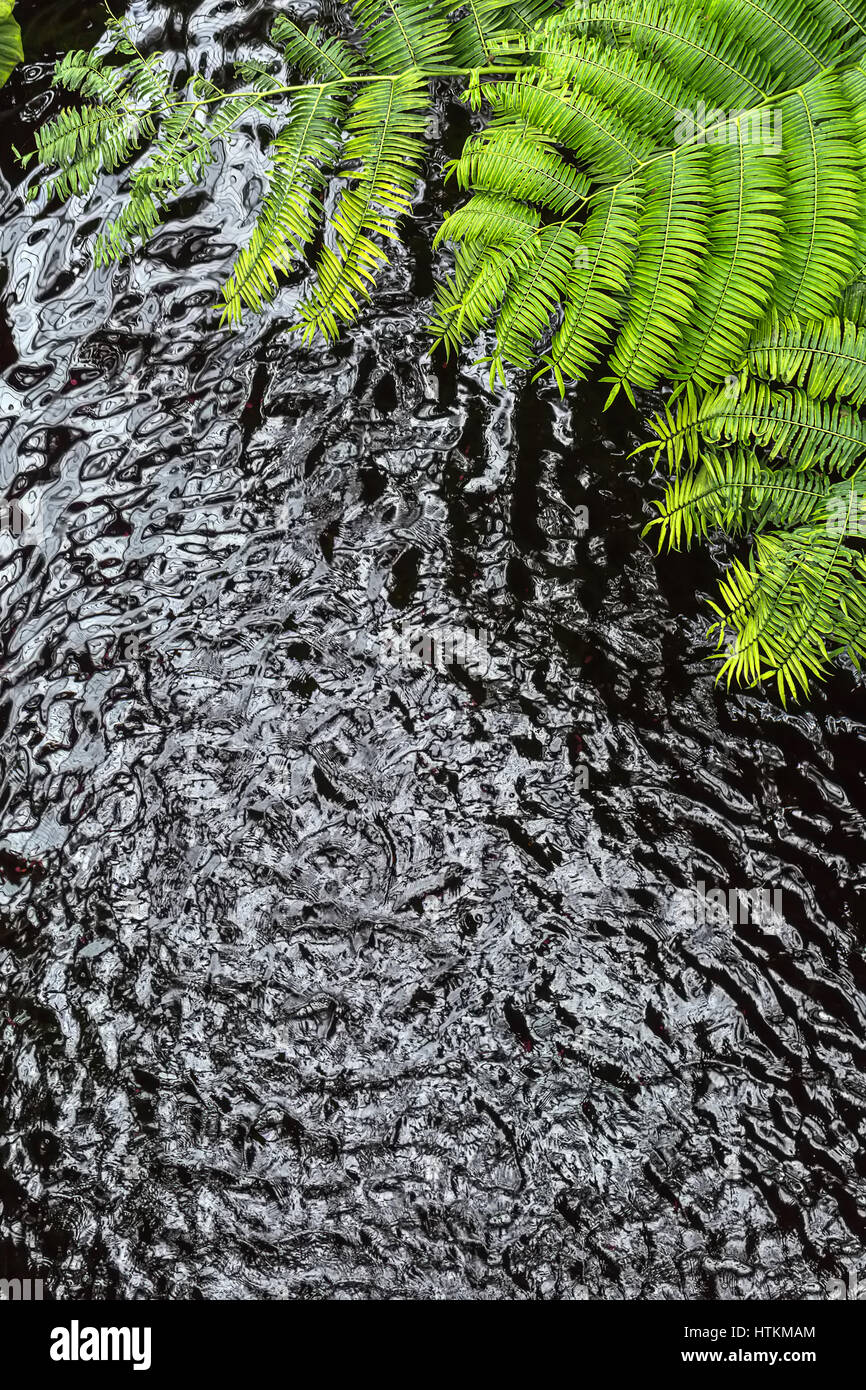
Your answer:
(709, 0), (861, 87)
(220, 88), (349, 324)
(434, 192), (542, 247)
(95, 91), (272, 265)
(93, 186), (162, 263)
(644, 447), (834, 549)
(487, 24), (701, 142)
(484, 67), (656, 181)
(429, 238), (542, 354)
(646, 379), (866, 472)
(271, 17), (364, 80)
(604, 149), (713, 399)
(35, 106), (157, 200)
(52, 46), (129, 100)
(745, 310), (866, 403)
(33, 39), (180, 203)
(771, 74), (861, 321)
(353, 0), (450, 73)
(449, 0), (561, 67)
(708, 528), (866, 701)
(296, 71), (428, 342)
(837, 275), (866, 323)
(446, 128), (591, 214)
(539, 181), (641, 389)
(560, 0), (773, 109)
(483, 221), (585, 382)
(808, 0), (866, 41)
(670, 140), (786, 387)
(232, 60), (288, 95)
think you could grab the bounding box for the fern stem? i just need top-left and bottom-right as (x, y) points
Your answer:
(162, 65), (521, 112)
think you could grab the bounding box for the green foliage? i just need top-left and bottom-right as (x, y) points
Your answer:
(643, 323), (866, 702)
(24, 3), (538, 339)
(431, 5), (866, 398)
(295, 71), (429, 341)
(19, 0), (866, 703)
(708, 529), (866, 701)
(219, 86), (349, 324)
(646, 379), (866, 474)
(0, 1), (22, 90)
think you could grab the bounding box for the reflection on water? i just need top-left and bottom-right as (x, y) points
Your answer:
(1, 0), (866, 1300)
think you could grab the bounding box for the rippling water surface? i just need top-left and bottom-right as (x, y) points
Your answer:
(2, 0), (866, 1301)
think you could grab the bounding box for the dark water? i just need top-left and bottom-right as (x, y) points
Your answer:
(1, 0), (865, 1301)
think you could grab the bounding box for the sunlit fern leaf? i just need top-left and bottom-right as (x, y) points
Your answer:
(709, 0), (860, 87)
(539, 180), (641, 389)
(643, 447), (834, 549)
(353, 0), (450, 73)
(841, 62), (866, 275)
(671, 140), (786, 388)
(0, 1), (21, 88)
(52, 46), (130, 100)
(434, 191), (542, 246)
(33, 40), (180, 203)
(427, 242), (487, 354)
(745, 311), (866, 403)
(489, 27), (701, 145)
(270, 17), (364, 80)
(296, 72), (428, 343)
(708, 529), (866, 701)
(562, 0), (773, 109)
(35, 106), (157, 201)
(124, 54), (176, 109)
(503, 0), (568, 29)
(646, 379), (866, 472)
(220, 88), (349, 324)
(605, 148), (713, 401)
(772, 74), (861, 321)
(93, 187), (162, 262)
(445, 127), (591, 214)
